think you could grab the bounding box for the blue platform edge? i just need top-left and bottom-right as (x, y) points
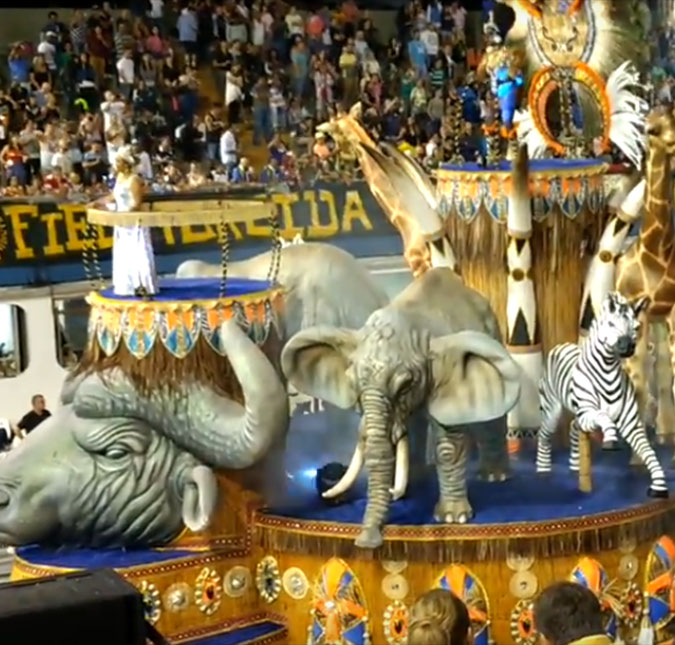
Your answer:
(439, 158), (606, 172)
(184, 621), (285, 645)
(98, 277), (274, 302)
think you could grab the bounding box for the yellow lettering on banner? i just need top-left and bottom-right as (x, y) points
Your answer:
(96, 225), (113, 250)
(162, 227), (176, 245)
(61, 204), (88, 252)
(181, 225), (217, 244)
(226, 222), (243, 240)
(244, 217), (272, 237)
(272, 193), (303, 239)
(306, 190), (339, 238)
(342, 190), (374, 232)
(41, 212), (65, 256)
(3, 205), (37, 259)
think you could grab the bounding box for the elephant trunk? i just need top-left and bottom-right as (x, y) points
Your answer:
(356, 388), (394, 549)
(72, 321), (289, 470)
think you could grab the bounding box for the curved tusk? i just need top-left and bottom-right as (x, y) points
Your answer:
(322, 444), (364, 498)
(389, 436), (409, 501)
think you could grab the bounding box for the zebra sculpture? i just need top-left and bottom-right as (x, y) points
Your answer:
(536, 292), (668, 497)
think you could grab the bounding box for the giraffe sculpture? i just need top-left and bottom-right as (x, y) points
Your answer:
(615, 106), (675, 447)
(317, 106), (458, 276)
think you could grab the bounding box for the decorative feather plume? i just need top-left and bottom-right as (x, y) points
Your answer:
(605, 60), (648, 168)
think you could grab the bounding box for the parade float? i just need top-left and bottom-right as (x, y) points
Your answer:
(3, 3), (675, 645)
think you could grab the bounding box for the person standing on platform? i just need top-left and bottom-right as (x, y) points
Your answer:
(111, 146), (158, 298)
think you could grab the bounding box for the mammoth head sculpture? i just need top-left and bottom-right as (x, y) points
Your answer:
(0, 407), (217, 547)
(0, 320), (289, 548)
(281, 308), (521, 548)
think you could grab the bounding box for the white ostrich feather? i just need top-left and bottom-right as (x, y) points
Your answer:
(606, 60), (648, 168)
(514, 109), (549, 159)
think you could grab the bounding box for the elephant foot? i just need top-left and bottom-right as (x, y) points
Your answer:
(434, 497), (474, 524)
(355, 526), (384, 549)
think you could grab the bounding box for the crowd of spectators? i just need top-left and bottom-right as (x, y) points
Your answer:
(0, 0), (492, 200)
(0, 1), (670, 200)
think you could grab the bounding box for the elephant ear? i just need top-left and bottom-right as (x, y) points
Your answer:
(428, 331), (522, 426)
(281, 326), (359, 409)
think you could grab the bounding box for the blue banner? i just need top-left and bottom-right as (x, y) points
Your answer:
(0, 182), (402, 287)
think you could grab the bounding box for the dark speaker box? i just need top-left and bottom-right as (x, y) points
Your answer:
(0, 568), (147, 645)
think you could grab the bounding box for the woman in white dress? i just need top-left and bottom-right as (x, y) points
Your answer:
(111, 146), (158, 297)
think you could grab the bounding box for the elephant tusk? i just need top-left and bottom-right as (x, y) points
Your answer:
(389, 436), (409, 501)
(322, 443), (364, 498)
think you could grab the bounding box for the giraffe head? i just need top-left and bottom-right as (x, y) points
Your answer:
(645, 106), (675, 155)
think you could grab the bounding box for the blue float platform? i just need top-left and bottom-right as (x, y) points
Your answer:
(98, 277), (274, 302)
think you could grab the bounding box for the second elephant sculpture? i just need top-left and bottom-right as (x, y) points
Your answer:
(282, 267), (522, 549)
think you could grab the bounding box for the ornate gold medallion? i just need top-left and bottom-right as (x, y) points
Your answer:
(256, 555), (282, 604)
(383, 601), (409, 645)
(194, 567), (223, 615)
(138, 580), (161, 625)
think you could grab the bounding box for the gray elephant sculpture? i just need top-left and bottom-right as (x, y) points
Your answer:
(281, 267), (522, 549)
(0, 243), (387, 548)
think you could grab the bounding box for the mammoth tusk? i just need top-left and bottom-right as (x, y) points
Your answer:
(389, 436), (409, 501)
(322, 443), (364, 499)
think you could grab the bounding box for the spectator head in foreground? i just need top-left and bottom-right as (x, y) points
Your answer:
(408, 589), (472, 645)
(533, 582), (611, 645)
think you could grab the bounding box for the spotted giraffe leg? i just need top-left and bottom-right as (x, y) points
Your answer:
(653, 319), (675, 447)
(625, 318), (652, 466)
(624, 315), (650, 426)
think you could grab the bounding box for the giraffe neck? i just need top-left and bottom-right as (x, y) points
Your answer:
(642, 144), (674, 257)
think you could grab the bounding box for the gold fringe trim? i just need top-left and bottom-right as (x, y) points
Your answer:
(255, 503), (675, 563)
(73, 329), (283, 401)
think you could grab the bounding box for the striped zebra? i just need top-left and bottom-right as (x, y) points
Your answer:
(536, 292), (668, 497)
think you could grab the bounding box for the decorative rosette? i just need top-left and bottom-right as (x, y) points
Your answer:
(194, 567), (223, 616)
(510, 600), (536, 645)
(138, 580), (161, 625)
(256, 555), (282, 604)
(620, 582), (643, 628)
(383, 601), (409, 645)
